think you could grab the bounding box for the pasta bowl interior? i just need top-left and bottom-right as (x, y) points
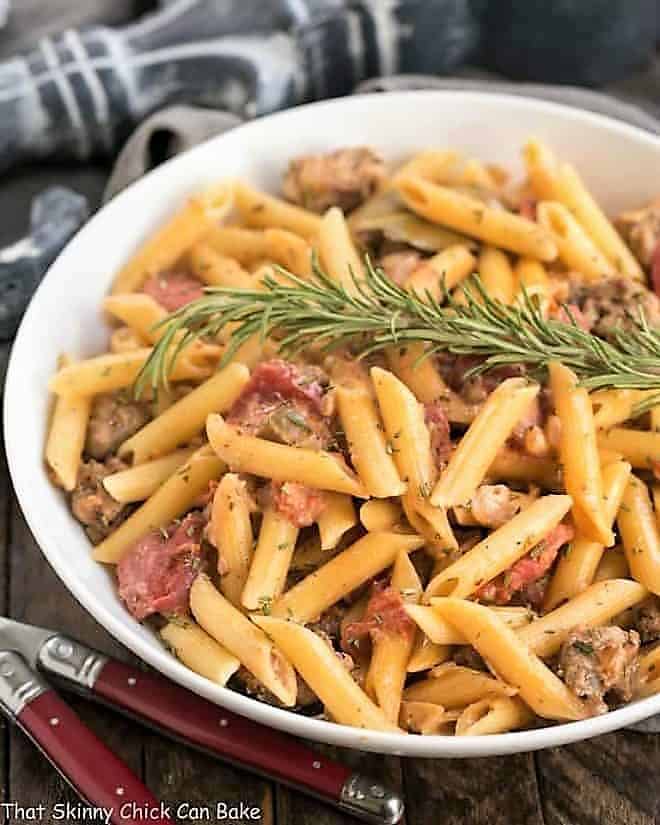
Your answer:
(7, 90), (660, 757)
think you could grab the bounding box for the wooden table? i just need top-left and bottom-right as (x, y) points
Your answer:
(1, 2), (660, 823)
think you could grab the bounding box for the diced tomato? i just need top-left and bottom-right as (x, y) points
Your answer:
(476, 522), (574, 605)
(117, 513), (205, 620)
(142, 271), (204, 311)
(425, 400), (452, 464)
(343, 582), (415, 645)
(226, 359), (331, 449)
(271, 481), (326, 528)
(519, 196), (538, 221)
(551, 302), (592, 332)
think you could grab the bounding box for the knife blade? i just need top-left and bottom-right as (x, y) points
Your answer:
(0, 616), (404, 824)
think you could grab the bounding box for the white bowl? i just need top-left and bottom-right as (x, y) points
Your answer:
(6, 91), (660, 758)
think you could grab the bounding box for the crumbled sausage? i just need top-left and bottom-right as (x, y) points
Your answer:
(378, 250), (423, 285)
(468, 484), (534, 529)
(85, 392), (151, 460)
(282, 147), (386, 214)
(70, 458), (128, 543)
(559, 625), (640, 716)
(569, 277), (660, 340)
(616, 198), (660, 269)
(634, 597), (660, 644)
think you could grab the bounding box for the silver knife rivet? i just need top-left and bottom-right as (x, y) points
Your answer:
(115, 787), (125, 796)
(49, 717), (60, 727)
(56, 641), (73, 658)
(0, 663), (14, 677)
(312, 760), (321, 769)
(219, 718), (228, 727)
(370, 785), (385, 798)
(127, 677), (137, 687)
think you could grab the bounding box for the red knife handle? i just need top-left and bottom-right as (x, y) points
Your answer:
(0, 650), (172, 825)
(39, 637), (404, 824)
(18, 692), (173, 825)
(95, 659), (351, 798)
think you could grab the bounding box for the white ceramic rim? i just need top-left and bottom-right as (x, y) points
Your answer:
(6, 90), (660, 758)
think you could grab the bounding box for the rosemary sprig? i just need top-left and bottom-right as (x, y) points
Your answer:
(134, 256), (660, 398)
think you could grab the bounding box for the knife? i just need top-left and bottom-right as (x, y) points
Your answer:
(0, 616), (404, 824)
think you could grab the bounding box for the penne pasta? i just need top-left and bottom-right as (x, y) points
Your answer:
(233, 181), (321, 240)
(537, 201), (615, 281)
(550, 362), (613, 545)
(395, 174), (557, 261)
(370, 366), (435, 500)
(318, 207), (365, 292)
(316, 493), (357, 550)
(241, 504), (298, 612)
(203, 226), (271, 264)
(111, 184), (233, 294)
(207, 414), (366, 497)
(366, 551), (422, 723)
(207, 472), (255, 605)
(160, 619), (240, 685)
(617, 474), (660, 595)
(517, 579), (648, 658)
(270, 531), (424, 623)
(399, 701), (459, 735)
(591, 388), (658, 431)
(49, 346), (219, 397)
(404, 663), (517, 708)
(597, 428), (660, 471)
(359, 499), (403, 532)
(93, 445), (224, 564)
(335, 383), (406, 498)
(487, 447), (560, 490)
(405, 244), (476, 301)
(385, 343), (452, 406)
(407, 603), (533, 646)
(594, 546), (629, 581)
(103, 294), (167, 344)
(552, 162), (644, 280)
(431, 377), (539, 508)
(102, 447), (197, 502)
(432, 599), (586, 720)
(455, 695), (534, 736)
(253, 616), (400, 731)
(424, 494), (572, 600)
(119, 363), (250, 463)
(110, 327), (143, 353)
(188, 242), (254, 288)
(45, 355), (92, 491)
(406, 637), (451, 673)
(522, 139), (559, 201)
(190, 575), (297, 706)
(543, 459), (631, 610)
(393, 149), (460, 183)
(477, 246), (516, 305)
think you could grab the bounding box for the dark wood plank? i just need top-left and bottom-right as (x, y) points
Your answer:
(276, 746), (403, 825)
(7, 490), (145, 820)
(402, 754), (544, 825)
(535, 732), (660, 825)
(144, 734), (274, 825)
